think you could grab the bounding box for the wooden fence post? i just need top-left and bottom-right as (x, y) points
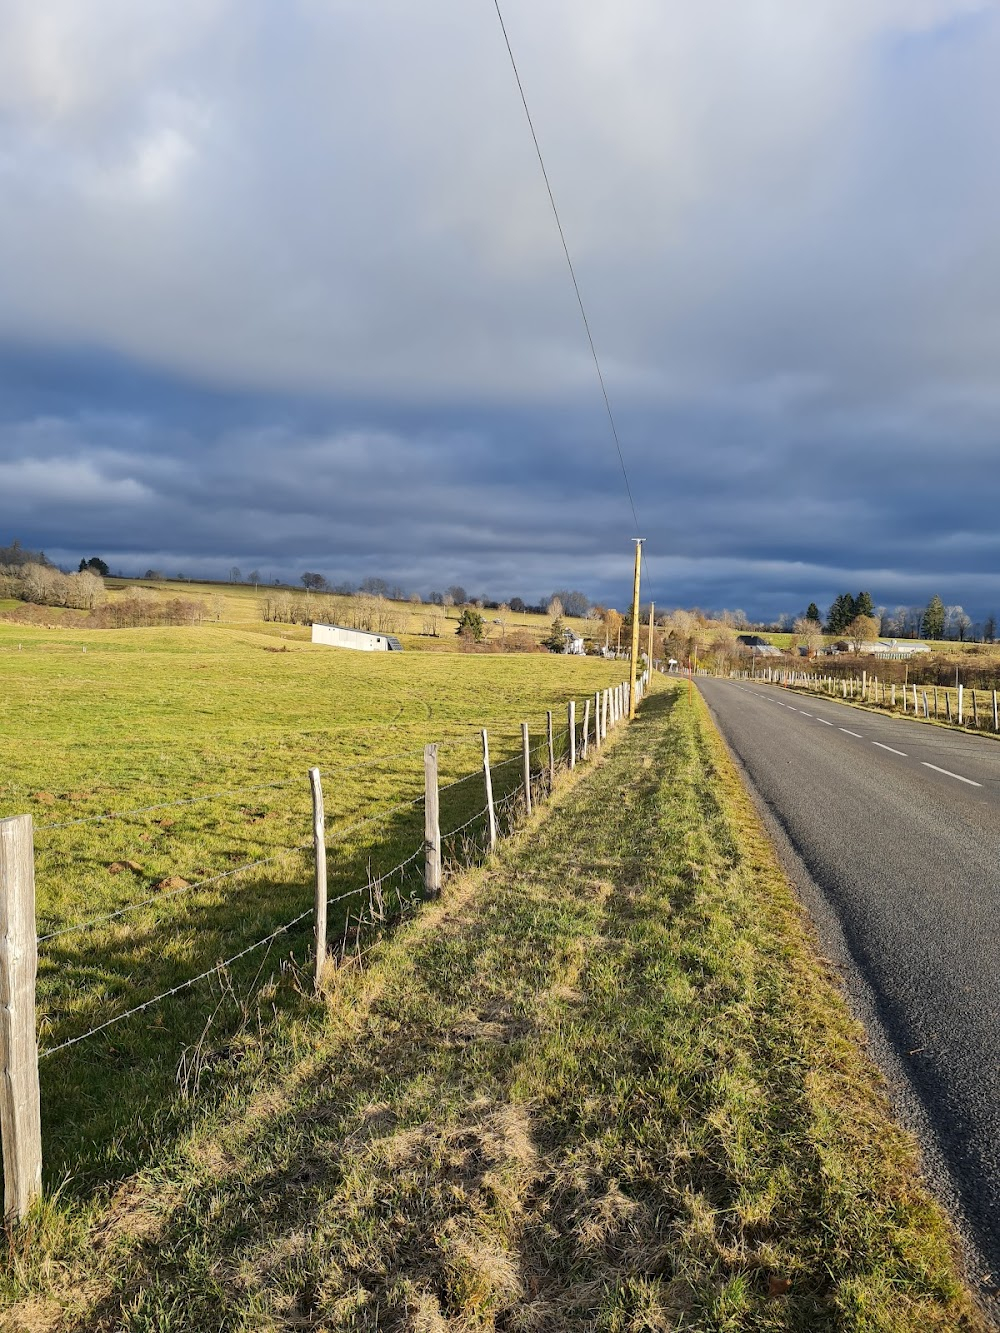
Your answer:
(546, 711), (555, 789)
(594, 690), (601, 750)
(958, 684), (964, 726)
(946, 692), (952, 722)
(568, 701), (576, 771)
(994, 690), (998, 732)
(923, 691), (929, 718)
(424, 744), (442, 897)
(582, 698), (590, 760)
(934, 686), (939, 717)
(0, 815), (42, 1223)
(972, 690), (979, 728)
(481, 729), (497, 851)
(309, 769), (327, 991)
(521, 723), (532, 816)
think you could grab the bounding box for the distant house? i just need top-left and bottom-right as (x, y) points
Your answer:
(563, 629), (586, 656)
(311, 623), (403, 652)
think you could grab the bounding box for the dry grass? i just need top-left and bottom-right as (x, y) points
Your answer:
(0, 680), (987, 1330)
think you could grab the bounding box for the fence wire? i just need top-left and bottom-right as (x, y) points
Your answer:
(30, 684), (635, 1065)
(38, 905), (315, 1060)
(37, 844), (312, 944)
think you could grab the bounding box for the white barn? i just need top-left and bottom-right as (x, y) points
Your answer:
(311, 623), (403, 652)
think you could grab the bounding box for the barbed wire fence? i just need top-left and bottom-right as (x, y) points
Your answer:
(0, 671), (650, 1221)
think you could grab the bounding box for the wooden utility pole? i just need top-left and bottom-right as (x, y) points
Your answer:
(628, 539), (643, 719)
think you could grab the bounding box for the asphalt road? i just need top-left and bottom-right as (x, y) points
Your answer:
(698, 676), (1000, 1287)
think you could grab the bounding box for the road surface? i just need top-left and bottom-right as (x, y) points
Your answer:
(698, 676), (1000, 1287)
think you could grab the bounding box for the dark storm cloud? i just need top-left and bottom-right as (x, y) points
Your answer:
(2, 1), (1000, 618)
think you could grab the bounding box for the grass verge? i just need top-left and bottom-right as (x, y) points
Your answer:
(2, 680), (986, 1330)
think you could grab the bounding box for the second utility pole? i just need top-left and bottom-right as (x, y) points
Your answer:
(629, 538), (644, 719)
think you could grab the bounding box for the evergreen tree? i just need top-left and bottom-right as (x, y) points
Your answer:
(854, 591), (874, 619)
(455, 608), (484, 641)
(826, 593), (856, 634)
(806, 602), (821, 623)
(922, 594), (945, 640)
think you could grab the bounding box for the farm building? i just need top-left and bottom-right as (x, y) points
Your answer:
(311, 623), (403, 652)
(862, 639), (931, 659)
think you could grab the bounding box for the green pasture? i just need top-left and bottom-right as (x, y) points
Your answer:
(0, 620), (623, 1192)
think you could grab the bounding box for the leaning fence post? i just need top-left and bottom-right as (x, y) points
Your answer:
(423, 744), (442, 897)
(0, 815), (42, 1223)
(481, 729), (497, 851)
(546, 711), (555, 789)
(582, 698), (591, 760)
(309, 769), (327, 990)
(521, 723), (532, 816)
(568, 701), (576, 771)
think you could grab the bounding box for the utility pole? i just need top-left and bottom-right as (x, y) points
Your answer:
(647, 601), (655, 670)
(629, 539), (644, 718)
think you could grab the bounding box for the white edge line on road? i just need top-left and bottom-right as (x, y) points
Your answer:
(921, 762), (982, 788)
(872, 741), (908, 757)
(840, 728), (863, 738)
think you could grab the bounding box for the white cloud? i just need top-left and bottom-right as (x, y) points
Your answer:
(0, 455), (152, 505)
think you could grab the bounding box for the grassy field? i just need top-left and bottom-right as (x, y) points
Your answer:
(0, 576), (605, 651)
(0, 618), (624, 1195)
(1, 679), (985, 1329)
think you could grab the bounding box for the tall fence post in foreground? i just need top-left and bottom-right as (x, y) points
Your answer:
(958, 684), (964, 726)
(568, 701), (576, 771)
(546, 711), (555, 789)
(423, 744), (442, 897)
(0, 814), (42, 1222)
(994, 690), (998, 732)
(521, 723), (532, 816)
(481, 729), (497, 851)
(582, 698), (591, 761)
(308, 768), (327, 991)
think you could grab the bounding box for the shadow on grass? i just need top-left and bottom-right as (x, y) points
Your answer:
(34, 739), (569, 1197)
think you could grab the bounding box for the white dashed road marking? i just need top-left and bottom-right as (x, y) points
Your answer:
(921, 763), (982, 788)
(840, 728), (863, 738)
(872, 742), (908, 757)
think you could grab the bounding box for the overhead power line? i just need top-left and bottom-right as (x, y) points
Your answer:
(491, 0), (650, 581)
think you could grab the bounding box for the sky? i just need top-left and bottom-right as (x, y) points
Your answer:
(2, 0), (1000, 621)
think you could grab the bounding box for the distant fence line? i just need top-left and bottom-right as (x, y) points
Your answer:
(730, 663), (1000, 733)
(0, 671), (650, 1222)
